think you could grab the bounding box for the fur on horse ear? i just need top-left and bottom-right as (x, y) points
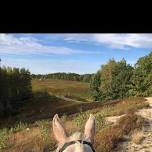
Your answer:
(52, 114), (68, 145)
(84, 114), (95, 143)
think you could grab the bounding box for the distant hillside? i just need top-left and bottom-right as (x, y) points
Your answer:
(31, 72), (95, 82)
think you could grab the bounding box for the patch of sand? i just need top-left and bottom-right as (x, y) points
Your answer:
(106, 114), (126, 125)
(114, 97), (152, 152)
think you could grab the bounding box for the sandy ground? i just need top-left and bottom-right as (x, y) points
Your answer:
(106, 114), (126, 125)
(112, 97), (152, 152)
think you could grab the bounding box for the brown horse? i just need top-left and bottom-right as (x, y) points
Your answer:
(52, 114), (96, 152)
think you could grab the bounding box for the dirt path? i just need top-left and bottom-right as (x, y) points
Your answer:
(114, 97), (152, 152)
(56, 95), (84, 103)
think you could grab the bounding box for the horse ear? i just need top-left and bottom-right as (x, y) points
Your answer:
(52, 114), (68, 145)
(84, 114), (95, 143)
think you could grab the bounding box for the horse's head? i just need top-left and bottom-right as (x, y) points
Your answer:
(52, 114), (96, 152)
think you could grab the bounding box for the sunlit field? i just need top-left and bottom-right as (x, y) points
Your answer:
(32, 79), (90, 101)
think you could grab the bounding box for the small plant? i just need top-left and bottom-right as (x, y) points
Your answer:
(35, 120), (50, 129)
(9, 122), (28, 134)
(0, 128), (9, 149)
(98, 105), (114, 117)
(35, 120), (51, 143)
(96, 113), (106, 131)
(74, 112), (106, 131)
(61, 113), (67, 122)
(40, 126), (50, 142)
(74, 112), (89, 129)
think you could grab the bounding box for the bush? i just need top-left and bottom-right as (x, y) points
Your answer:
(94, 113), (145, 152)
(32, 91), (58, 103)
(118, 114), (145, 135)
(95, 126), (123, 152)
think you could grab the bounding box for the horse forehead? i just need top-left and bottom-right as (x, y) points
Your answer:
(63, 143), (93, 152)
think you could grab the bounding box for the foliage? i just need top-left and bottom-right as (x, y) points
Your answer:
(100, 59), (133, 100)
(91, 52), (152, 101)
(131, 52), (152, 96)
(31, 72), (94, 82)
(90, 71), (101, 101)
(0, 66), (32, 117)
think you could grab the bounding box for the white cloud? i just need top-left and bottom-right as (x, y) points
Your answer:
(1, 33), (152, 56)
(63, 33), (152, 49)
(0, 34), (101, 55)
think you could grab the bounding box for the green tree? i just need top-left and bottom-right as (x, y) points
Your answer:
(131, 52), (152, 96)
(90, 72), (101, 101)
(0, 66), (32, 117)
(90, 58), (133, 101)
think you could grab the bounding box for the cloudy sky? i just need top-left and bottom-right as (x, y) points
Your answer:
(0, 33), (151, 74)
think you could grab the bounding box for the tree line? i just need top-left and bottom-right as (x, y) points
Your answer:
(1, 52), (152, 116)
(31, 72), (94, 82)
(90, 52), (152, 101)
(0, 66), (32, 117)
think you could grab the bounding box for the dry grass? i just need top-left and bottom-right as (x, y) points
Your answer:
(0, 97), (148, 152)
(131, 130), (145, 144)
(32, 79), (90, 100)
(94, 113), (145, 152)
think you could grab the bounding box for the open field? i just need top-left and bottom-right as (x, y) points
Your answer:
(0, 79), (151, 152)
(32, 79), (90, 101)
(0, 97), (149, 152)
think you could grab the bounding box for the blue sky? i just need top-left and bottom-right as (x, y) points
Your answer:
(0, 34), (151, 74)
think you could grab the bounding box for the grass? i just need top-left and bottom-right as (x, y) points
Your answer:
(73, 111), (106, 131)
(87, 97), (148, 119)
(0, 93), (148, 152)
(0, 122), (29, 150)
(32, 79), (90, 100)
(0, 77), (149, 152)
(0, 129), (8, 149)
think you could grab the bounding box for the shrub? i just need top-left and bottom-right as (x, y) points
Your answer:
(118, 114), (145, 135)
(95, 126), (123, 152)
(131, 130), (145, 144)
(94, 113), (145, 152)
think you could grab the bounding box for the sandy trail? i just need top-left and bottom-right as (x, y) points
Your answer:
(114, 97), (152, 152)
(56, 95), (83, 103)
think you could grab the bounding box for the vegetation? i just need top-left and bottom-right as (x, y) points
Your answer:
(90, 52), (152, 101)
(95, 113), (145, 152)
(32, 79), (90, 100)
(0, 66), (32, 117)
(131, 52), (152, 96)
(0, 52), (152, 151)
(0, 97), (147, 152)
(31, 72), (94, 82)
